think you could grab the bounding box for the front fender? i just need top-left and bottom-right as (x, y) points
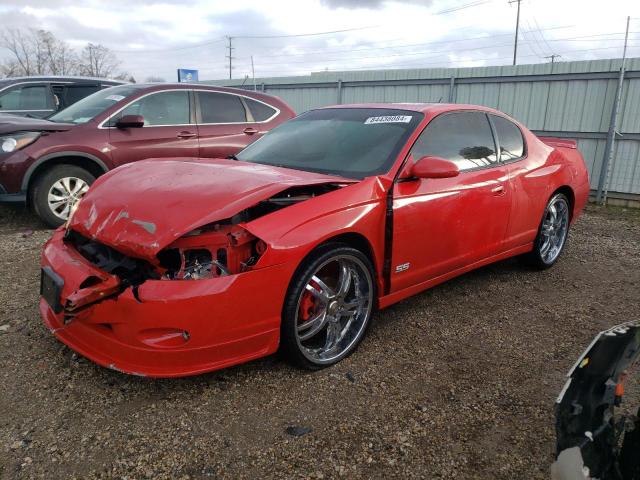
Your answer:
(21, 149), (111, 191)
(245, 176), (390, 283)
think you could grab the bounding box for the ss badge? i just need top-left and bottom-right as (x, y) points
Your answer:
(395, 262), (410, 273)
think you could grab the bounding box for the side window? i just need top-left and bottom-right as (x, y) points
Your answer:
(115, 90), (190, 126)
(198, 92), (247, 123)
(244, 97), (277, 122)
(410, 112), (497, 171)
(63, 85), (100, 107)
(0, 85), (52, 111)
(0, 88), (21, 110)
(491, 115), (525, 161)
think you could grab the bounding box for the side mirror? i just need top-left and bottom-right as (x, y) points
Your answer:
(116, 114), (145, 128)
(410, 156), (459, 179)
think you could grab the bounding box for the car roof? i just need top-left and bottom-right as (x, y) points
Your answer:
(317, 102), (504, 116)
(0, 76), (126, 85)
(124, 83), (287, 103)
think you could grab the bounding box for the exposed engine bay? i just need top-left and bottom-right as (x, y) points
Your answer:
(60, 183), (344, 311)
(553, 321), (640, 480)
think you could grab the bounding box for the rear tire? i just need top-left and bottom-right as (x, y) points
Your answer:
(280, 243), (376, 370)
(31, 164), (95, 228)
(521, 192), (570, 270)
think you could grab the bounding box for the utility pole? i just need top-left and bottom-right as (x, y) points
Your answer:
(226, 36), (234, 80)
(596, 16), (631, 204)
(509, 0), (522, 66)
(251, 56), (256, 91)
(544, 54), (561, 64)
(544, 54), (561, 73)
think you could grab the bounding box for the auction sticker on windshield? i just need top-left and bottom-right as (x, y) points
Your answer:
(364, 115), (412, 124)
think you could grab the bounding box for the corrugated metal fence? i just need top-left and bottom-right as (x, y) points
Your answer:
(203, 58), (640, 199)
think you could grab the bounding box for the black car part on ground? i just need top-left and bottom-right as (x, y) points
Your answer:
(554, 321), (640, 480)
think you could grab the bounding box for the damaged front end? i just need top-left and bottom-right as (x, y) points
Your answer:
(55, 183), (344, 313)
(39, 179), (349, 377)
(552, 321), (640, 480)
(55, 218), (267, 316)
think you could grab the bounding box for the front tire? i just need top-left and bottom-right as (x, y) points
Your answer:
(522, 192), (570, 269)
(31, 164), (95, 228)
(280, 244), (376, 370)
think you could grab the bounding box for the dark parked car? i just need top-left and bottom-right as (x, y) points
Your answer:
(0, 76), (125, 118)
(0, 83), (295, 226)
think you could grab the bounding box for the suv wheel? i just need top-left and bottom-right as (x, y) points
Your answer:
(31, 164), (95, 228)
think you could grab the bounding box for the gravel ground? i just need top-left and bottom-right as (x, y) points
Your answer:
(0, 204), (639, 480)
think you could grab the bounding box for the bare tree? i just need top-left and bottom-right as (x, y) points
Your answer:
(113, 72), (135, 82)
(145, 76), (166, 83)
(0, 59), (21, 77)
(0, 28), (80, 77)
(38, 30), (78, 75)
(79, 43), (120, 78)
(1, 29), (35, 75)
(0, 29), (126, 79)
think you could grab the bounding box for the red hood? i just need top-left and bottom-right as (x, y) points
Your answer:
(69, 158), (349, 260)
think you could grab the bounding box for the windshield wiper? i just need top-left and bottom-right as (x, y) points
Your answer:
(226, 154), (238, 160)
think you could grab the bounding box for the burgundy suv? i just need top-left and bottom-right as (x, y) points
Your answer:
(0, 83), (295, 226)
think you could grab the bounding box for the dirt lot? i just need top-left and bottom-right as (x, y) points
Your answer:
(0, 204), (639, 480)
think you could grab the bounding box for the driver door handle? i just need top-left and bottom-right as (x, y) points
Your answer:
(177, 131), (197, 139)
(243, 127), (259, 135)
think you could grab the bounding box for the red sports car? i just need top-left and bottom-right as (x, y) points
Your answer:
(40, 103), (590, 377)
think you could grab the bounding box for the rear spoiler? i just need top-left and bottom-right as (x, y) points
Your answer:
(538, 136), (577, 149)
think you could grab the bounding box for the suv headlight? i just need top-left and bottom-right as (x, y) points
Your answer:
(1, 131), (41, 153)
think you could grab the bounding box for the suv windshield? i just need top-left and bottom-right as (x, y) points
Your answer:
(48, 85), (144, 124)
(236, 108), (423, 179)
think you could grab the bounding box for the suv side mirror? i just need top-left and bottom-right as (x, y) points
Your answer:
(116, 114), (145, 128)
(410, 156), (460, 179)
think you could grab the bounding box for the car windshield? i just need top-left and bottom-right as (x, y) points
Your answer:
(236, 108), (423, 179)
(48, 84), (144, 124)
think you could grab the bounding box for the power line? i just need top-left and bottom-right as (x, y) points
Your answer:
(111, 26), (377, 54)
(110, 1), (496, 55)
(112, 38), (226, 54)
(242, 44), (640, 76)
(430, 0), (493, 15)
(523, 19), (547, 58)
(531, 13), (556, 55)
(248, 41), (518, 67)
(240, 25), (576, 60)
(236, 34), (637, 68)
(230, 26), (379, 40)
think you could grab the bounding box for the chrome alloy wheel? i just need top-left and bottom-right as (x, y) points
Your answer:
(539, 195), (569, 264)
(295, 255), (373, 364)
(47, 177), (89, 220)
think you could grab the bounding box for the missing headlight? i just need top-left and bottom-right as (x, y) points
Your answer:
(158, 224), (264, 280)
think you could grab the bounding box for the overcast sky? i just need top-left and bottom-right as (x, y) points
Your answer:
(1, 0), (639, 82)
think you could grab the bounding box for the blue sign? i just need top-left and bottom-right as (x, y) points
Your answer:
(177, 69), (199, 83)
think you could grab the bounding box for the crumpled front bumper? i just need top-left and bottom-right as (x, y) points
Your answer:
(40, 229), (293, 377)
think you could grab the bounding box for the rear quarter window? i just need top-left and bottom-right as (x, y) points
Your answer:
(244, 97), (277, 122)
(491, 115), (525, 161)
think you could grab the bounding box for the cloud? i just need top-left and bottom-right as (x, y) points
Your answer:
(320, 0), (433, 9)
(1, 0), (638, 82)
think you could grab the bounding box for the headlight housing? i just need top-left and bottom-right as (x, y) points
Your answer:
(157, 224), (267, 280)
(0, 131), (41, 153)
